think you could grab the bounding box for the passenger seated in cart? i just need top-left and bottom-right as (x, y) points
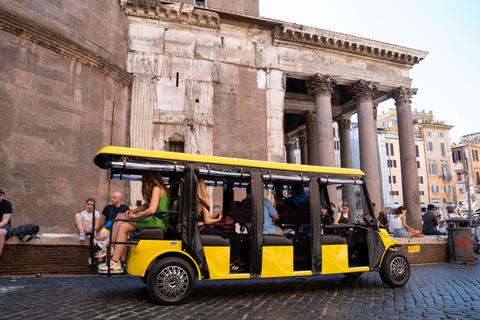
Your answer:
(244, 184), (285, 236)
(197, 178), (246, 272)
(274, 184), (326, 235)
(99, 171), (171, 271)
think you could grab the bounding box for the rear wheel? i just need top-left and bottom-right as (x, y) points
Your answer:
(380, 250), (410, 287)
(343, 271), (363, 278)
(147, 257), (196, 305)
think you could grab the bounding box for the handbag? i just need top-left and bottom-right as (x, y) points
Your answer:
(209, 216), (236, 232)
(197, 196), (235, 232)
(6, 224), (40, 242)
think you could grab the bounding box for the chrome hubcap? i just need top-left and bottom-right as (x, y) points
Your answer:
(156, 266), (189, 299)
(390, 256), (408, 282)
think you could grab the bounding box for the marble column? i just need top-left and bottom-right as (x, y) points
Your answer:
(299, 133), (308, 165)
(351, 80), (382, 211)
(285, 139), (296, 164)
(304, 111), (318, 166)
(388, 87), (421, 230)
(337, 116), (356, 222)
(307, 74), (338, 168)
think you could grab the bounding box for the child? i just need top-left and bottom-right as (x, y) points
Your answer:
(74, 198), (100, 241)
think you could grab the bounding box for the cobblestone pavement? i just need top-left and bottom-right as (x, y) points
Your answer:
(2, 257), (480, 320)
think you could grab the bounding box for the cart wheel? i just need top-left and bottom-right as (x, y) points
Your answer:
(343, 271), (363, 278)
(147, 257), (196, 305)
(472, 235), (479, 253)
(380, 250), (410, 287)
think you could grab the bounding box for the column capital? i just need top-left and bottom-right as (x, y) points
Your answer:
(299, 132), (307, 145)
(307, 74), (338, 98)
(351, 79), (379, 103)
(285, 139), (296, 152)
(336, 116), (351, 130)
(303, 111), (316, 127)
(388, 86), (418, 106)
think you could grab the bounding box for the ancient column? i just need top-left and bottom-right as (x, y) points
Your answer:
(337, 116), (356, 222)
(307, 74), (338, 168)
(388, 87), (421, 230)
(303, 111), (318, 166)
(351, 80), (382, 211)
(299, 133), (308, 165)
(285, 139), (296, 164)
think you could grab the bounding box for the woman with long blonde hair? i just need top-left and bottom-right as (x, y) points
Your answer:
(99, 171), (171, 271)
(197, 178), (246, 272)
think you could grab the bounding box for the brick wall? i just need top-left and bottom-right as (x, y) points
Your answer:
(0, 244), (93, 275)
(395, 236), (449, 264)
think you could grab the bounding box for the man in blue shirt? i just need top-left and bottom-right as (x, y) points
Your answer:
(245, 184), (285, 235)
(274, 184), (327, 235)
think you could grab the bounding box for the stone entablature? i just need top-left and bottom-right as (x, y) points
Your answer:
(121, 0), (220, 29)
(274, 25), (427, 66)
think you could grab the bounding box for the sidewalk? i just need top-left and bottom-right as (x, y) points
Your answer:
(1, 255), (480, 319)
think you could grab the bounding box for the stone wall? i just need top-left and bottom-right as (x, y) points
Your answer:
(0, 1), (132, 233)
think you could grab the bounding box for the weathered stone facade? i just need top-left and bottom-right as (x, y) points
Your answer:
(0, 1), (132, 232)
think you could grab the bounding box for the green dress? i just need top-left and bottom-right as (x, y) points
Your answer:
(136, 191), (170, 231)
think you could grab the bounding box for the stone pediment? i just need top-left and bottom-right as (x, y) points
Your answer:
(274, 24), (428, 66)
(120, 0), (219, 29)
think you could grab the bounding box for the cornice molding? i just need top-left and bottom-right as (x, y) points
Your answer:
(274, 25), (428, 66)
(0, 8), (132, 87)
(120, 0), (220, 29)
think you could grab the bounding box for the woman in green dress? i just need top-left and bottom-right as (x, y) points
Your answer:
(99, 171), (171, 271)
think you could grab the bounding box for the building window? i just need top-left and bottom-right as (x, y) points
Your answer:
(473, 149), (479, 161)
(445, 185), (452, 193)
(438, 132), (445, 138)
(440, 143), (446, 156)
(389, 176), (397, 184)
(426, 130), (433, 137)
(381, 121), (388, 128)
(417, 161), (421, 169)
(390, 191), (399, 196)
(432, 185), (439, 193)
(429, 163), (438, 175)
(457, 172), (463, 182)
(387, 160), (397, 168)
(419, 176), (423, 184)
(168, 140), (185, 153)
(195, 0), (206, 6)
(392, 119), (398, 126)
(415, 145), (420, 158)
(420, 191), (424, 196)
(390, 144), (395, 156)
(477, 170), (480, 186)
(442, 163), (451, 180)
(453, 150), (462, 163)
(427, 142), (433, 151)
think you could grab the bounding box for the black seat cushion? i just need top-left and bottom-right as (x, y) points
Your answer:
(134, 228), (165, 240)
(200, 234), (230, 246)
(263, 235), (293, 246)
(321, 234), (347, 245)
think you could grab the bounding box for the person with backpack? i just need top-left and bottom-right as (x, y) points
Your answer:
(0, 188), (12, 258)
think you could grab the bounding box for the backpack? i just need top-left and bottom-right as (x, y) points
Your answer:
(6, 224), (40, 242)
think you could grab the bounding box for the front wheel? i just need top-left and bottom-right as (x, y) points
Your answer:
(147, 257), (196, 305)
(380, 250), (410, 288)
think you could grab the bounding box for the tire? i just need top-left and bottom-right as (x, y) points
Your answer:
(147, 257), (196, 305)
(343, 271), (363, 278)
(380, 250), (410, 288)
